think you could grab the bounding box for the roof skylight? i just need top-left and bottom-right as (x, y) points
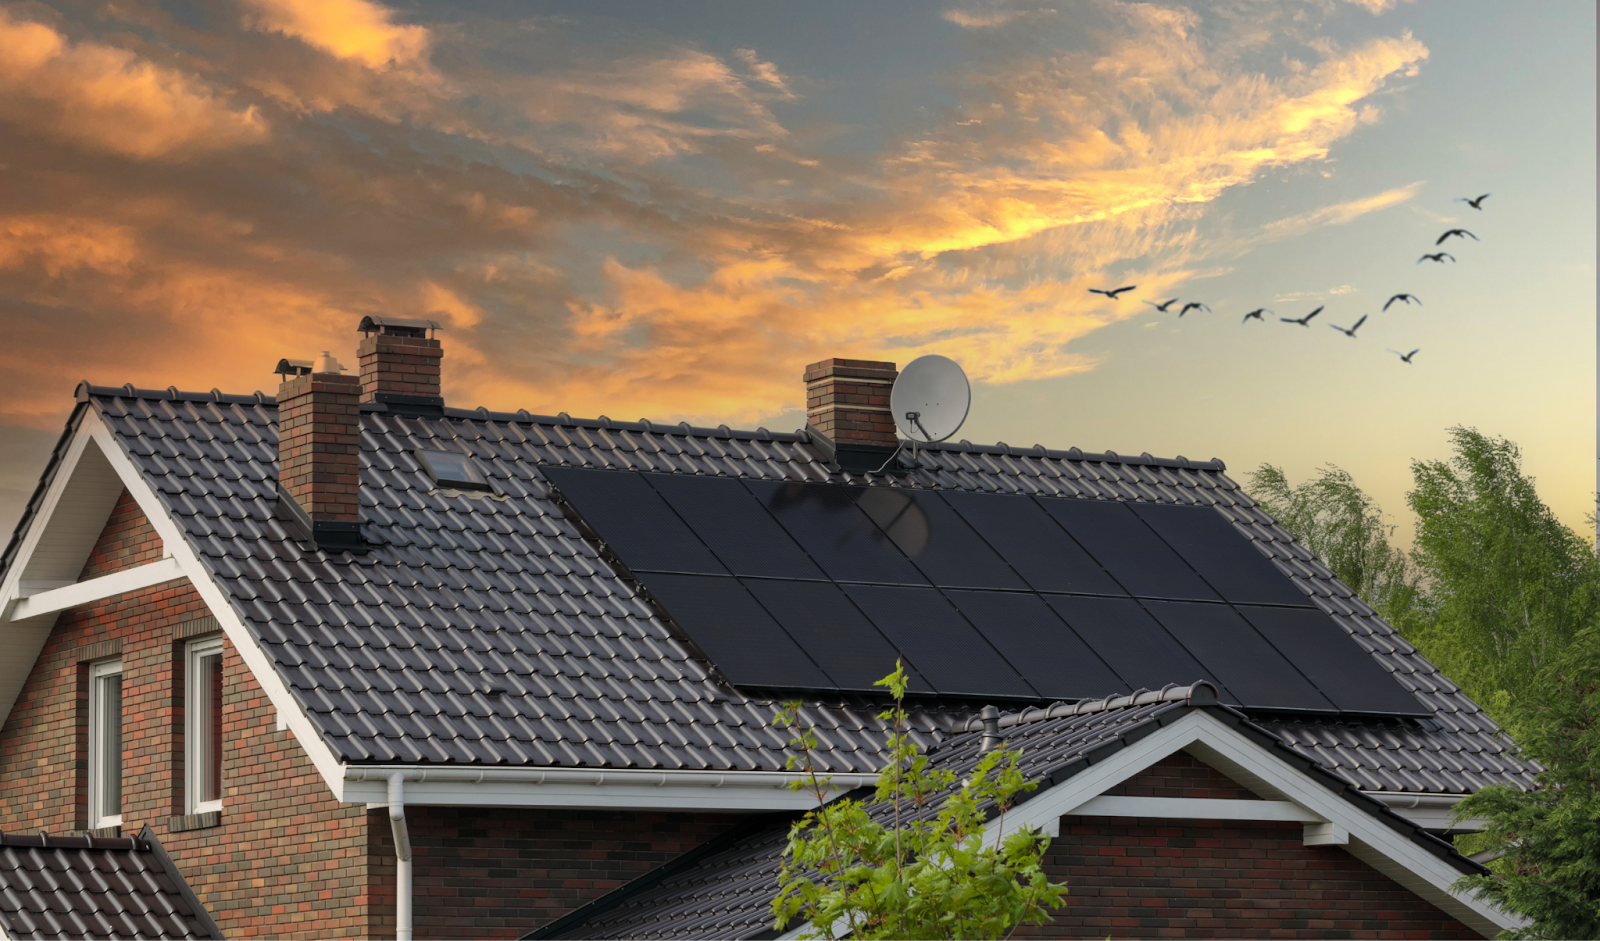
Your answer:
(415, 449), (493, 491)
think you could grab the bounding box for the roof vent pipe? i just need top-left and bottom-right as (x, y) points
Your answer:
(979, 705), (1002, 753)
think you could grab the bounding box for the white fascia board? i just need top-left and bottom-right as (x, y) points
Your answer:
(346, 766), (878, 811)
(1367, 790), (1486, 831)
(779, 710), (1518, 941)
(0, 419), (95, 604)
(80, 413), (352, 800)
(1072, 795), (1320, 822)
(9, 558), (186, 621)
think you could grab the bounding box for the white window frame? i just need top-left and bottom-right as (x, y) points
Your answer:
(87, 659), (124, 829)
(185, 637), (226, 814)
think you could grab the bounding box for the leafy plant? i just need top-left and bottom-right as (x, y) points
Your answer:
(771, 663), (1068, 939)
(1451, 628), (1600, 939)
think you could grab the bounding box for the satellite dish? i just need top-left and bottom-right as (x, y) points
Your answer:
(891, 355), (970, 445)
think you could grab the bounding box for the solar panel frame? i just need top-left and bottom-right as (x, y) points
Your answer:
(539, 466), (727, 576)
(855, 489), (1028, 590)
(1035, 498), (1220, 601)
(938, 491), (1126, 596)
(1042, 595), (1227, 700)
(645, 473), (827, 580)
(634, 573), (834, 690)
(742, 578), (933, 693)
(1235, 605), (1427, 716)
(1130, 502), (1312, 607)
(1141, 601), (1336, 713)
(942, 589), (1128, 701)
(743, 480), (929, 586)
(842, 585), (1037, 698)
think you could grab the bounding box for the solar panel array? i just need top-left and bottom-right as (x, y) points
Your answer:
(540, 466), (1423, 716)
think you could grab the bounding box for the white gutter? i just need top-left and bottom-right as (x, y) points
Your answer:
(346, 766), (879, 811)
(388, 774), (412, 941)
(1365, 791), (1485, 831)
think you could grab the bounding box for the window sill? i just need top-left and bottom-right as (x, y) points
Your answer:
(167, 811), (222, 832)
(80, 825), (121, 838)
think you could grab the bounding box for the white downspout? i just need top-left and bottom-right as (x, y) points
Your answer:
(388, 773), (413, 941)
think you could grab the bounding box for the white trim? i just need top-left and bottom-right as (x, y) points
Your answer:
(1367, 790), (1485, 831)
(1072, 795), (1320, 822)
(75, 413), (353, 798)
(87, 658), (123, 830)
(347, 766), (879, 811)
(185, 636), (226, 814)
(778, 710), (1520, 941)
(8, 558), (186, 621)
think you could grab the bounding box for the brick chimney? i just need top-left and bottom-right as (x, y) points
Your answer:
(803, 358), (901, 473)
(357, 316), (443, 416)
(275, 352), (364, 552)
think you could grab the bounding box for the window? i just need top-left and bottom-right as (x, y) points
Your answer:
(186, 638), (225, 814)
(87, 659), (123, 829)
(415, 449), (493, 491)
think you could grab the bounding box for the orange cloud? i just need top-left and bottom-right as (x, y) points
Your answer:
(240, 0), (430, 70)
(0, 10), (266, 159)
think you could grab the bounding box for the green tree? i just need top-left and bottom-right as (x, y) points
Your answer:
(1451, 628), (1600, 940)
(771, 664), (1068, 939)
(1406, 427), (1600, 730)
(1246, 461), (1424, 628)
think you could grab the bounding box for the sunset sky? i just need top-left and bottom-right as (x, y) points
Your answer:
(0, 0), (1593, 545)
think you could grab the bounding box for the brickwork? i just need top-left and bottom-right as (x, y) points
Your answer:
(78, 489), (163, 580)
(1013, 817), (1480, 939)
(358, 333), (443, 401)
(403, 807), (745, 939)
(276, 371), (362, 522)
(804, 358), (898, 447)
(1104, 752), (1264, 801)
(0, 501), (387, 937)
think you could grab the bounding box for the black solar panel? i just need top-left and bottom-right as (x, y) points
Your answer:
(744, 481), (928, 586)
(633, 573), (833, 690)
(1236, 606), (1426, 715)
(1043, 596), (1223, 700)
(842, 585), (1036, 698)
(942, 590), (1128, 701)
(540, 466), (726, 575)
(939, 492), (1125, 596)
(742, 579), (931, 693)
(1141, 601), (1335, 712)
(543, 466), (1423, 716)
(855, 489), (1026, 590)
(1036, 498), (1219, 601)
(646, 474), (826, 580)
(1130, 503), (1311, 607)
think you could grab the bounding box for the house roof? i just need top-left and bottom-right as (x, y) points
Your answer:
(527, 685), (1488, 941)
(0, 383), (1534, 792)
(0, 827), (222, 941)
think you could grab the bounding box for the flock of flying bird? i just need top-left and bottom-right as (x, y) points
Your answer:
(1088, 192), (1494, 365)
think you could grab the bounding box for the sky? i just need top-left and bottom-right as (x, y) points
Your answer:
(0, 0), (1593, 547)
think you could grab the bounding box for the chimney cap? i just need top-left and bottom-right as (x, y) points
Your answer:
(358, 316), (441, 338)
(274, 358), (314, 377)
(312, 351), (346, 374)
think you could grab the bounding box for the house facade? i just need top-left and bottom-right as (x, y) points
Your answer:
(0, 321), (1529, 938)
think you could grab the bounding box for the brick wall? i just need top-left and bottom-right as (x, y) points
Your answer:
(0, 498), (387, 938)
(78, 489), (163, 579)
(402, 807), (746, 939)
(1010, 753), (1480, 940)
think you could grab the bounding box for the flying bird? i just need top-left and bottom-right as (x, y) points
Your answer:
(1178, 302), (1210, 317)
(1281, 306), (1322, 326)
(1383, 293), (1421, 311)
(1436, 228), (1478, 245)
(1090, 285), (1137, 299)
(1143, 298), (1179, 312)
(1242, 308), (1271, 323)
(1456, 194), (1490, 210)
(1329, 314), (1367, 338)
(1388, 348), (1420, 363)
(1417, 252), (1455, 264)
